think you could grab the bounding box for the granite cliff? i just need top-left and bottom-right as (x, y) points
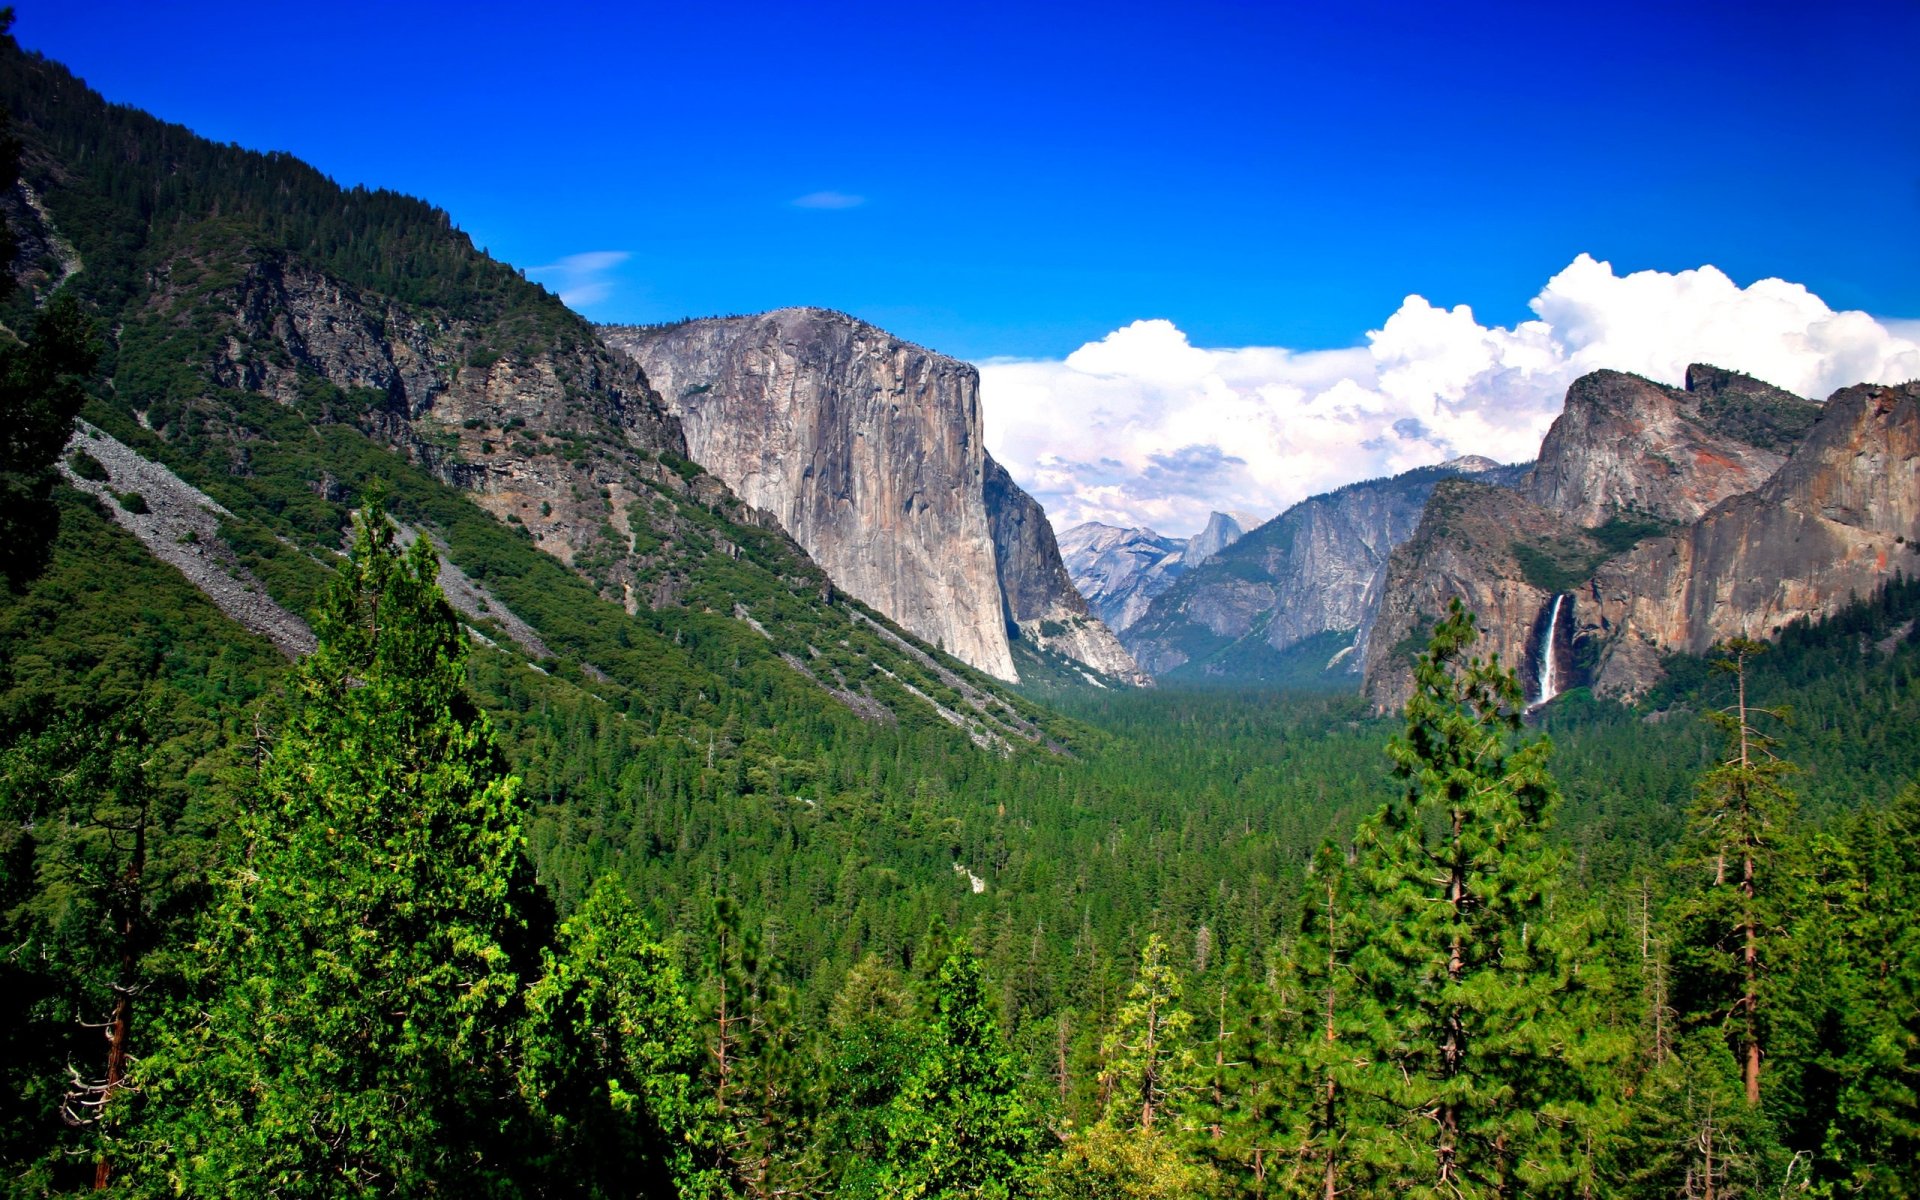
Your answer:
(1056, 510), (1251, 639)
(602, 309), (1143, 685)
(1581, 380), (1920, 695)
(982, 456), (1150, 685)
(1, 38), (1073, 745)
(1524, 366), (1818, 525)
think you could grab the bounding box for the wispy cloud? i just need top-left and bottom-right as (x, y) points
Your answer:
(981, 255), (1920, 538)
(527, 250), (630, 309)
(790, 190), (866, 210)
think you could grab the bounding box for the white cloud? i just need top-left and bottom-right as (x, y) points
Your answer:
(527, 250), (630, 310)
(791, 191), (866, 210)
(980, 254), (1920, 538)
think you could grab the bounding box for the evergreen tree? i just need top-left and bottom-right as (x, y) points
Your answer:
(0, 291), (99, 586)
(521, 874), (719, 1197)
(878, 940), (1042, 1198)
(1262, 844), (1377, 1199)
(1037, 1122), (1222, 1200)
(1099, 933), (1200, 1133)
(1810, 786), (1920, 1196)
(821, 953), (920, 1197)
(1348, 598), (1618, 1197)
(0, 700), (163, 1189)
(1610, 1030), (1786, 1199)
(130, 502), (550, 1195)
(1670, 638), (1796, 1107)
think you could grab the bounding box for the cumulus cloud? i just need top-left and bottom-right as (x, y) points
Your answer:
(791, 190), (866, 210)
(980, 254), (1920, 537)
(527, 250), (630, 309)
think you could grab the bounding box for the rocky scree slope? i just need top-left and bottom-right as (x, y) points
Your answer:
(601, 309), (1144, 686)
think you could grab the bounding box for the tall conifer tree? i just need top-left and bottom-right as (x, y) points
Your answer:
(1349, 599), (1617, 1197)
(133, 502), (549, 1195)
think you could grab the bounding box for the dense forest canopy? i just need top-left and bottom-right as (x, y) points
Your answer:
(1, 16), (1917, 1197)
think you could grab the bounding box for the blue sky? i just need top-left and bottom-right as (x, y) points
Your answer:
(19, 1), (1919, 362)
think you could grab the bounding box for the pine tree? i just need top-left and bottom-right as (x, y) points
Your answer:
(130, 501), (550, 1195)
(879, 940), (1042, 1198)
(1610, 1030), (1785, 1199)
(821, 953), (920, 1197)
(1262, 844), (1376, 1199)
(1348, 598), (1618, 1197)
(1099, 933), (1199, 1133)
(1671, 638), (1796, 1108)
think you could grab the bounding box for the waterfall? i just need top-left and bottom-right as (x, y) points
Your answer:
(1533, 593), (1566, 709)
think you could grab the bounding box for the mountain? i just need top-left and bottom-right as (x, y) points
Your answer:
(1183, 510), (1255, 565)
(0, 36), (1078, 751)
(1359, 365), (1918, 708)
(600, 309), (1145, 686)
(1121, 456), (1527, 682)
(1581, 379), (1920, 695)
(1056, 510), (1254, 638)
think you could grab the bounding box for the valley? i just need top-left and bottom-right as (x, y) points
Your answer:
(1, 18), (1918, 1199)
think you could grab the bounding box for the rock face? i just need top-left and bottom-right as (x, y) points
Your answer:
(982, 457), (1150, 684)
(1124, 457), (1526, 681)
(602, 309), (1141, 685)
(1056, 522), (1188, 635)
(1525, 367), (1818, 526)
(1582, 380), (1920, 695)
(1361, 366), (1919, 707)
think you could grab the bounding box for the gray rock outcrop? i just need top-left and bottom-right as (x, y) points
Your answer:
(983, 457), (1149, 685)
(1360, 367), (1917, 707)
(1524, 366), (1817, 526)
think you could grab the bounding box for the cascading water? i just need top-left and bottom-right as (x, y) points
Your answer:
(1533, 593), (1566, 709)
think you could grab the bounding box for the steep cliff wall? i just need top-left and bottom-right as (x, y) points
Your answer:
(1583, 380), (1920, 695)
(1057, 522), (1187, 635)
(1360, 480), (1595, 711)
(1362, 372), (1915, 707)
(601, 309), (1015, 679)
(604, 308), (1140, 685)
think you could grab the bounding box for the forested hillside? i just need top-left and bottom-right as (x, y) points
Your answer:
(2, 22), (1917, 1199)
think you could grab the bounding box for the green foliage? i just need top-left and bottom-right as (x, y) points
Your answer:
(1037, 1124), (1223, 1199)
(0, 293), (100, 584)
(1098, 933), (1199, 1132)
(1669, 639), (1797, 1108)
(877, 942), (1044, 1198)
(65, 450), (108, 482)
(521, 875), (719, 1197)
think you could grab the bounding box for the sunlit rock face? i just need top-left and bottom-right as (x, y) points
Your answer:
(604, 308), (1142, 684)
(1524, 365), (1817, 526)
(1057, 521), (1188, 636)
